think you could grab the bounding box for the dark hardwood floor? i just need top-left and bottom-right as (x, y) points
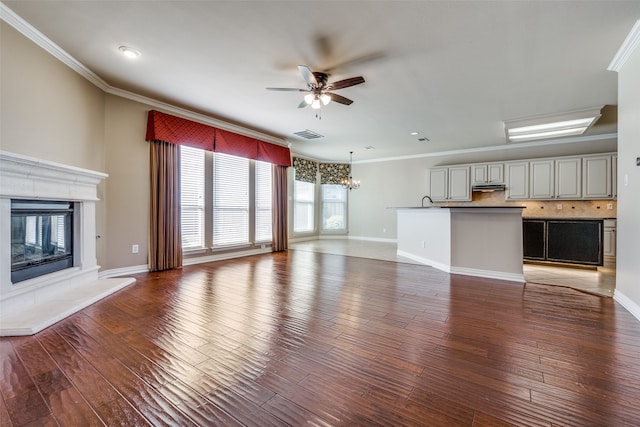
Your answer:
(2, 250), (640, 426)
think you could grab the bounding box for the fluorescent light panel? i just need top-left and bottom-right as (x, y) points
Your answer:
(504, 107), (602, 143)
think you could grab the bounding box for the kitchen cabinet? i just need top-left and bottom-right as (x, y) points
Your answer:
(522, 218), (603, 266)
(471, 163), (504, 185)
(603, 219), (616, 258)
(529, 160), (554, 199)
(523, 219), (546, 260)
(582, 155), (611, 199)
(555, 157), (582, 199)
(612, 155), (617, 199)
(429, 166), (470, 201)
(505, 161), (529, 200)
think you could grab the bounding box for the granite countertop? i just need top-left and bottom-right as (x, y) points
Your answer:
(523, 217), (616, 220)
(391, 205), (526, 209)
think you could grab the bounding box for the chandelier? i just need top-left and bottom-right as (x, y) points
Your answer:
(342, 151), (360, 191)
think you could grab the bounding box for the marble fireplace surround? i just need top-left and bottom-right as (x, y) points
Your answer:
(0, 151), (134, 336)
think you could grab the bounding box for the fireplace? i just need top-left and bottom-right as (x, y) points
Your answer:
(1, 151), (135, 336)
(11, 200), (74, 283)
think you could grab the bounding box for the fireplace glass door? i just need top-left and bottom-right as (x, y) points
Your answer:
(11, 200), (74, 283)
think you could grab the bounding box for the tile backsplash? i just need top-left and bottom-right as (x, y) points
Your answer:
(449, 191), (617, 218)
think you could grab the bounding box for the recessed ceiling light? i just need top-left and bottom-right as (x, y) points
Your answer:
(410, 132), (419, 135)
(364, 146), (376, 150)
(118, 46), (141, 59)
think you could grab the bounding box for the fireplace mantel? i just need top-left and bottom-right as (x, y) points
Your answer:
(0, 151), (135, 336)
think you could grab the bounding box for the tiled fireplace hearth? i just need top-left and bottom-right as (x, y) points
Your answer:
(0, 151), (134, 336)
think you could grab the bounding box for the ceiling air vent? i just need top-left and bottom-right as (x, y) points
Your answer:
(293, 129), (324, 140)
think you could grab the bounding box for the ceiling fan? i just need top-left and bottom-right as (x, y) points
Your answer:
(267, 65), (365, 109)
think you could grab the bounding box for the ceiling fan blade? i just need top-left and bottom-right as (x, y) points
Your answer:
(298, 65), (317, 86)
(297, 99), (310, 109)
(329, 76), (365, 90)
(328, 93), (354, 105)
(266, 87), (306, 91)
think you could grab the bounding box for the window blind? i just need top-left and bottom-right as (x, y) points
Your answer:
(255, 160), (272, 242)
(213, 152), (249, 246)
(180, 146), (205, 249)
(293, 179), (315, 233)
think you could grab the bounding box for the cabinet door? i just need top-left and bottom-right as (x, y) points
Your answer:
(582, 155), (612, 199)
(612, 155), (617, 199)
(471, 165), (488, 185)
(556, 157), (582, 199)
(429, 168), (448, 201)
(523, 220), (546, 260)
(487, 163), (504, 183)
(505, 162), (529, 200)
(448, 166), (471, 201)
(530, 160), (554, 199)
(603, 228), (616, 257)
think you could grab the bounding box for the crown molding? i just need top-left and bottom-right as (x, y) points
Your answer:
(105, 87), (286, 146)
(354, 133), (618, 164)
(608, 19), (640, 72)
(1, 2), (110, 90)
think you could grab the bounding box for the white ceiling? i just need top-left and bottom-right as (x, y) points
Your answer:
(3, 1), (639, 163)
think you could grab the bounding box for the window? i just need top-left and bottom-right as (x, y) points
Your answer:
(180, 146), (205, 249)
(294, 179), (315, 233)
(255, 160), (272, 242)
(321, 184), (347, 231)
(213, 152), (249, 247)
(180, 146), (272, 251)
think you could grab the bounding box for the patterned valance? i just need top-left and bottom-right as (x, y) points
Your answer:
(146, 110), (291, 166)
(293, 157), (318, 183)
(319, 162), (350, 185)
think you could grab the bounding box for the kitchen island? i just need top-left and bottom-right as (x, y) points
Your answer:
(396, 206), (525, 282)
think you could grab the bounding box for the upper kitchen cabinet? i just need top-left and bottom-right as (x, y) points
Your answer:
(555, 157), (582, 199)
(583, 155), (612, 199)
(429, 166), (471, 202)
(471, 163), (504, 185)
(529, 160), (555, 199)
(505, 161), (529, 200)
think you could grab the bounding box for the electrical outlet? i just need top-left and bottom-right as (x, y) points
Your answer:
(556, 203), (562, 210)
(132, 244), (139, 254)
(607, 203), (613, 210)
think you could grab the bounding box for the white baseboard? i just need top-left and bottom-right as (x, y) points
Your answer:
(396, 250), (451, 273)
(614, 290), (640, 323)
(348, 236), (397, 243)
(451, 266), (525, 283)
(99, 264), (148, 278)
(183, 247), (272, 266)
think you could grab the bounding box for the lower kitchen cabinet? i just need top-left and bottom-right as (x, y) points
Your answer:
(523, 218), (603, 266)
(603, 219), (616, 258)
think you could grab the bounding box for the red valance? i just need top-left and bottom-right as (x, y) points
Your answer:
(214, 128), (258, 159)
(145, 110), (214, 151)
(257, 140), (291, 167)
(145, 110), (291, 166)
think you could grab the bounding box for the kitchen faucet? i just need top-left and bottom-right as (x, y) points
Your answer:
(421, 195), (433, 207)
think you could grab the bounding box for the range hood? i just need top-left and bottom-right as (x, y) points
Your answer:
(472, 183), (506, 192)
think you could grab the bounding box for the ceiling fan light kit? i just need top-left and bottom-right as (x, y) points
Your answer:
(267, 65), (364, 114)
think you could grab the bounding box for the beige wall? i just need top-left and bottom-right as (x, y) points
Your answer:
(0, 23), (106, 171)
(348, 158), (437, 240)
(615, 38), (640, 310)
(103, 95), (150, 270)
